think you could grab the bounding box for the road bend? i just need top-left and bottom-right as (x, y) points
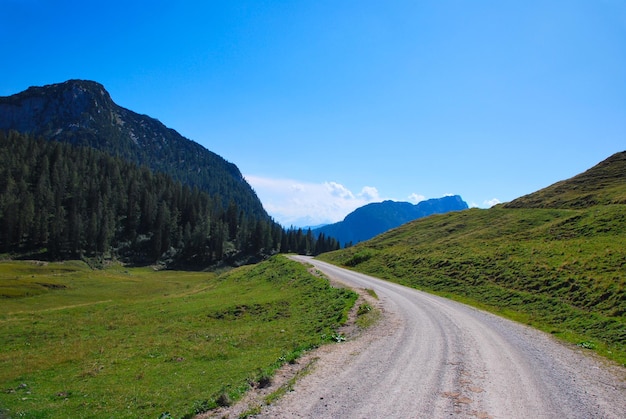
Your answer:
(258, 255), (626, 418)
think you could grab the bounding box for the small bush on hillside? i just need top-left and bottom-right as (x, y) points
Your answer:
(345, 250), (375, 267)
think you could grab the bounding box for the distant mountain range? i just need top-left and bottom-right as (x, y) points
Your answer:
(0, 80), (267, 219)
(313, 196), (469, 246)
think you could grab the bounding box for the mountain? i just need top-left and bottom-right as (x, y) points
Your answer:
(319, 151), (626, 362)
(313, 195), (468, 246)
(0, 80), (266, 218)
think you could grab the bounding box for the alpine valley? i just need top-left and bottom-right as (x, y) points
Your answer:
(0, 81), (624, 419)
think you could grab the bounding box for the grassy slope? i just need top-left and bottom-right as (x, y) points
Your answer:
(503, 151), (626, 209)
(320, 152), (626, 365)
(0, 256), (356, 418)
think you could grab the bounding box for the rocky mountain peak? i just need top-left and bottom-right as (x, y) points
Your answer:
(0, 79), (118, 139)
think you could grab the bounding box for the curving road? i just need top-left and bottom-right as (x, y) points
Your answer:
(258, 256), (626, 418)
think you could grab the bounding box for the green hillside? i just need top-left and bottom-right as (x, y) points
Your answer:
(504, 151), (626, 208)
(320, 151), (626, 365)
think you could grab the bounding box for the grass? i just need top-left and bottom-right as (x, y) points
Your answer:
(355, 303), (380, 329)
(503, 151), (626, 209)
(320, 205), (626, 366)
(0, 256), (356, 418)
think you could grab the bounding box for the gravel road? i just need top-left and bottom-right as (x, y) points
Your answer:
(254, 256), (626, 418)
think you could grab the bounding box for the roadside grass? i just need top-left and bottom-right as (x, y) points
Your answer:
(238, 356), (318, 419)
(0, 256), (356, 418)
(320, 206), (626, 366)
(355, 303), (380, 329)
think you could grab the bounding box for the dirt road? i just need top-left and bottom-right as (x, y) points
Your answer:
(256, 256), (625, 418)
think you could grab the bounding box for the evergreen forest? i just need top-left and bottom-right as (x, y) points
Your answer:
(0, 131), (340, 266)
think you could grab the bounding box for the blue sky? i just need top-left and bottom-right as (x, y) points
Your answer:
(2, 1), (625, 226)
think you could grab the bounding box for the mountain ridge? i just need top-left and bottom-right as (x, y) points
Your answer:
(504, 151), (626, 209)
(313, 195), (468, 246)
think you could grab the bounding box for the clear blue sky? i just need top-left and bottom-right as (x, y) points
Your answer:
(2, 0), (625, 226)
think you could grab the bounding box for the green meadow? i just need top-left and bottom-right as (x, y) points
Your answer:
(0, 256), (356, 418)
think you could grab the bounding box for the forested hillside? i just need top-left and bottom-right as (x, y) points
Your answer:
(0, 131), (339, 265)
(0, 80), (266, 219)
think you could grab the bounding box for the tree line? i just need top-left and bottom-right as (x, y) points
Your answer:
(0, 131), (340, 266)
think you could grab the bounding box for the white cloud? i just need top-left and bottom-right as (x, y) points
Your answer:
(245, 175), (384, 227)
(326, 181), (355, 199)
(359, 186), (380, 201)
(484, 198), (501, 207)
(408, 193), (425, 203)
